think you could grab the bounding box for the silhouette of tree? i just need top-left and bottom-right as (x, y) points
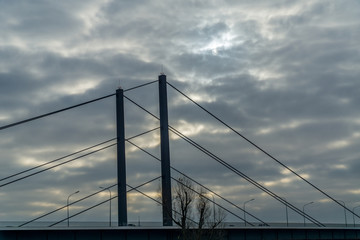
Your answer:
(159, 176), (226, 240)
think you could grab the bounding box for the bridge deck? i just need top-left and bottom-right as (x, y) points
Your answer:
(1, 226), (360, 240)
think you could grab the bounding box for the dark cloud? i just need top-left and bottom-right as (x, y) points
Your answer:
(1, 0), (360, 225)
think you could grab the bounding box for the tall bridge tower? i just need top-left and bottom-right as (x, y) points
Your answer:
(116, 74), (173, 226)
(158, 74), (173, 226)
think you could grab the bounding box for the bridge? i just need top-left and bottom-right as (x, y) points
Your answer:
(1, 74), (360, 239)
(2, 226), (360, 240)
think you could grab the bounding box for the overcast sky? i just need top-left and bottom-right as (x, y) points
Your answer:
(1, 0), (360, 226)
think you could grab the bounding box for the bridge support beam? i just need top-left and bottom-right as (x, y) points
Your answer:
(116, 88), (127, 226)
(159, 74), (173, 226)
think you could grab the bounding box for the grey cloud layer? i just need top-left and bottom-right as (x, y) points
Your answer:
(1, 0), (360, 224)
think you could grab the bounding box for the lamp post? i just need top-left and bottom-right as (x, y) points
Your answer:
(303, 201), (314, 227)
(337, 200), (347, 227)
(282, 197), (289, 227)
(243, 198), (255, 227)
(100, 187), (112, 227)
(352, 205), (360, 227)
(67, 190), (79, 227)
(212, 195), (215, 223)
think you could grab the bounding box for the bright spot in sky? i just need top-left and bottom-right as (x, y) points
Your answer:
(171, 120), (204, 139)
(0, 114), (10, 121)
(56, 79), (99, 95)
(199, 31), (236, 55)
(332, 164), (348, 170)
(326, 140), (350, 150)
(348, 189), (360, 194)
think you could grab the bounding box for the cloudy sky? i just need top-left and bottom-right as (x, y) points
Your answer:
(1, 0), (360, 226)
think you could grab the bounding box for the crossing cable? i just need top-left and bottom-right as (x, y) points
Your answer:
(48, 176), (161, 227)
(0, 80), (158, 131)
(126, 140), (268, 226)
(128, 178), (235, 227)
(19, 183), (117, 227)
(126, 127), (160, 141)
(0, 143), (117, 188)
(124, 95), (324, 227)
(124, 96), (267, 225)
(171, 176), (253, 226)
(123, 97), (265, 225)
(127, 139), (254, 225)
(0, 138), (116, 182)
(169, 126), (325, 227)
(126, 181), (198, 226)
(1, 127), (158, 188)
(167, 82), (360, 221)
(22, 176), (159, 227)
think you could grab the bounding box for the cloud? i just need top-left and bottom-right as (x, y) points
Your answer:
(1, 0), (360, 225)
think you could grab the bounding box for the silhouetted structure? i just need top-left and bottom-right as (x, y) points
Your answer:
(159, 74), (173, 226)
(116, 88), (127, 226)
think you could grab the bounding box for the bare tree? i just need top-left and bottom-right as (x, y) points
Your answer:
(197, 187), (211, 230)
(194, 187), (211, 240)
(159, 176), (226, 240)
(171, 176), (195, 239)
(195, 187), (226, 240)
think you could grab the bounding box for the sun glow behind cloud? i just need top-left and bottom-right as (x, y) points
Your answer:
(256, 120), (312, 135)
(200, 31), (237, 56)
(51, 78), (100, 95)
(170, 120), (204, 140)
(263, 176), (297, 187)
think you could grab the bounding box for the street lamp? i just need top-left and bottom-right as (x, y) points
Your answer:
(67, 190), (79, 227)
(282, 197), (289, 227)
(352, 205), (360, 227)
(100, 186), (112, 227)
(303, 201), (314, 227)
(337, 200), (347, 227)
(212, 195), (215, 223)
(243, 198), (255, 227)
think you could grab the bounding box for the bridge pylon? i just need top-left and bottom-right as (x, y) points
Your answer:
(116, 87), (127, 226)
(159, 74), (173, 226)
